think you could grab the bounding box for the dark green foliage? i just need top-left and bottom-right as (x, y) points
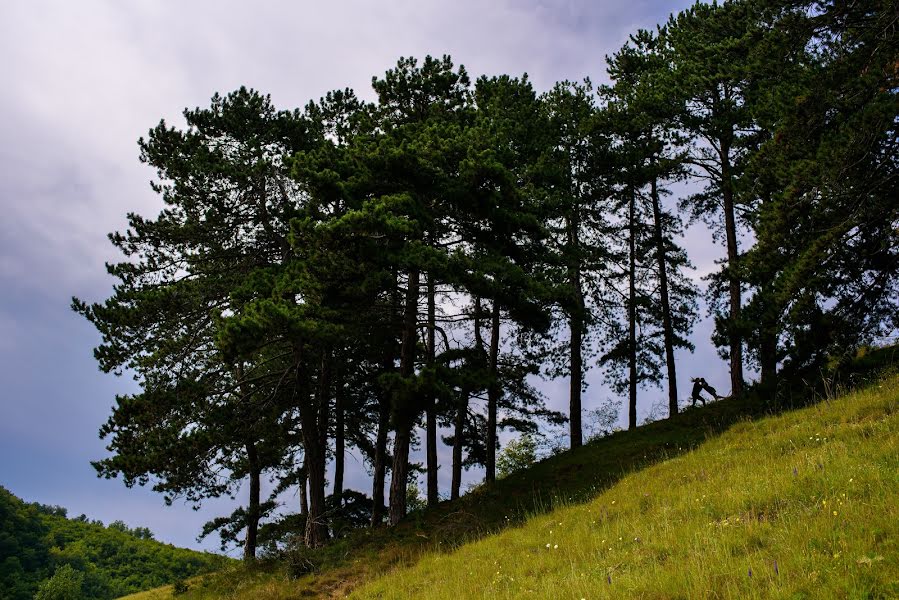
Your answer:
(0, 487), (228, 600)
(741, 0), (899, 378)
(0, 487), (50, 599)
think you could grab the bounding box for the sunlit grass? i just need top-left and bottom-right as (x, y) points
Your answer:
(352, 377), (899, 599)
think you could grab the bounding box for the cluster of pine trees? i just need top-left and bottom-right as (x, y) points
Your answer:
(74, 0), (898, 559)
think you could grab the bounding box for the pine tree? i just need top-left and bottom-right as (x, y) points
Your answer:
(663, 1), (767, 398)
(539, 80), (614, 446)
(605, 29), (698, 419)
(74, 88), (313, 558)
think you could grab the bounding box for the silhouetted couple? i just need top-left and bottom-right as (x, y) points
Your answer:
(690, 377), (721, 407)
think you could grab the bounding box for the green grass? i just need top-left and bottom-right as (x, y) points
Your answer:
(119, 363), (899, 599)
(354, 376), (899, 599)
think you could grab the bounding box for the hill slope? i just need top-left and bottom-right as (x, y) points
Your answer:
(0, 487), (230, 599)
(353, 376), (899, 599)
(122, 369), (898, 599)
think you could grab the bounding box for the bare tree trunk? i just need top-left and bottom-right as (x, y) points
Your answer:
(450, 391), (468, 501)
(628, 186), (638, 430)
(426, 274), (438, 507)
(234, 363), (261, 561)
(370, 400), (389, 527)
(650, 175), (679, 418)
(244, 440), (260, 561)
(759, 294), (778, 389)
(299, 455), (308, 518)
(318, 350), (331, 475)
(388, 268), (420, 526)
(333, 363), (345, 502)
(389, 424), (411, 525)
(720, 141), (744, 399)
(567, 214), (584, 448)
(372, 271), (398, 527)
(486, 303), (500, 483)
(296, 346), (329, 548)
(303, 427), (328, 547)
(760, 331), (778, 388)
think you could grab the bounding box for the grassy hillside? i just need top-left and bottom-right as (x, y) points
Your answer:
(121, 362), (898, 599)
(354, 377), (899, 599)
(0, 487), (230, 599)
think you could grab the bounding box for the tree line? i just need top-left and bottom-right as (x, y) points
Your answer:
(74, 0), (898, 559)
(0, 486), (227, 600)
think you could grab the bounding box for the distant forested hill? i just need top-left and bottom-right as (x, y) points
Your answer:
(0, 486), (229, 599)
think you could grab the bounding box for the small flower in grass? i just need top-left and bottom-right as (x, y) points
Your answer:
(833, 511), (838, 516)
(553, 544), (558, 549)
(545, 543), (551, 549)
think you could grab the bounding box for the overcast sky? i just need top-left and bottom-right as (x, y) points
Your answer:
(0, 0), (736, 554)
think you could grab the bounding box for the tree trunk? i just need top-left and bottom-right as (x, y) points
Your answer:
(451, 391), (468, 501)
(234, 363), (261, 561)
(333, 363), (345, 502)
(486, 303), (500, 483)
(759, 296), (778, 389)
(388, 268), (420, 526)
(628, 186), (638, 430)
(303, 431), (328, 547)
(370, 400), (389, 527)
(426, 274), (438, 507)
(299, 455), (308, 518)
(318, 350), (331, 477)
(372, 270), (398, 527)
(295, 346), (329, 548)
(567, 214), (584, 448)
(244, 440), (260, 561)
(760, 330), (778, 388)
(650, 175), (679, 418)
(720, 141), (744, 399)
(389, 423), (411, 526)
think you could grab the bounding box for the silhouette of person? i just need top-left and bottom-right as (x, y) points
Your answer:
(690, 378), (707, 407)
(690, 377), (721, 407)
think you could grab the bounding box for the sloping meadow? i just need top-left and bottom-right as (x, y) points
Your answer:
(352, 377), (899, 599)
